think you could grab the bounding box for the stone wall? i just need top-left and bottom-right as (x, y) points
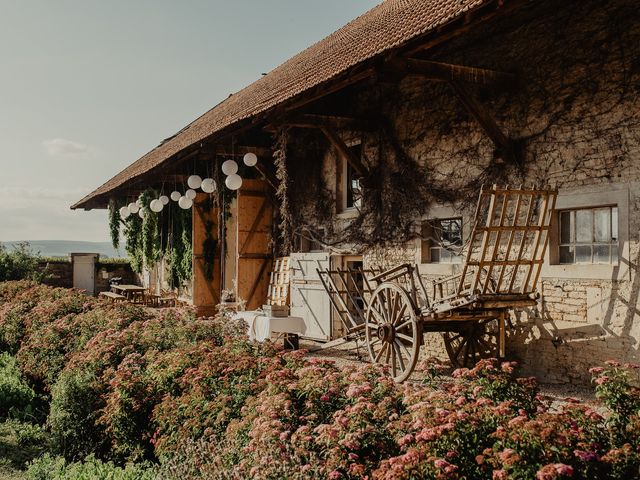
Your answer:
(295, 0), (640, 383)
(40, 259), (137, 293)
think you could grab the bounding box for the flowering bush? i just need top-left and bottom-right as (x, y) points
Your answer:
(0, 352), (40, 421)
(2, 282), (640, 480)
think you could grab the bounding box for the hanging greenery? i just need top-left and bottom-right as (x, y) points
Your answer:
(139, 189), (161, 267)
(108, 199), (121, 250)
(123, 211), (143, 273)
(166, 201), (193, 287)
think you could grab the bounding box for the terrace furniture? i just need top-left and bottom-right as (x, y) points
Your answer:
(99, 291), (126, 303)
(234, 257), (306, 348)
(110, 284), (147, 301)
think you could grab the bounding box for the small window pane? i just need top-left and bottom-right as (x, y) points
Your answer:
(575, 210), (593, 243)
(593, 245), (611, 263)
(575, 245), (592, 263)
(560, 211), (572, 244)
(430, 248), (440, 263)
(612, 207), (618, 241)
(593, 209), (610, 242)
(559, 246), (574, 264)
(611, 244), (619, 264)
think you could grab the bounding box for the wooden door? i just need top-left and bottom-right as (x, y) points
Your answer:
(236, 179), (273, 310)
(192, 194), (221, 316)
(290, 252), (332, 341)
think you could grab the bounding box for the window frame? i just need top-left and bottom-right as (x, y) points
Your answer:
(421, 217), (464, 265)
(542, 186), (628, 281)
(557, 206), (619, 265)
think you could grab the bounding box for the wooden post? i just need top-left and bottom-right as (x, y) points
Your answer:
(499, 310), (506, 359)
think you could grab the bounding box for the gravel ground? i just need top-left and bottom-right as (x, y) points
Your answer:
(298, 338), (598, 406)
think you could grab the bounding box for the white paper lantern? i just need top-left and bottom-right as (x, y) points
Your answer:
(187, 175), (202, 189)
(201, 178), (216, 193)
(170, 191), (181, 201)
(150, 199), (163, 213)
(243, 152), (257, 167)
(185, 189), (197, 200)
(225, 173), (243, 190)
(128, 202), (140, 214)
(138, 208), (146, 219)
(221, 159), (238, 176)
(119, 206), (130, 219)
(160, 195), (169, 205)
(178, 196), (193, 209)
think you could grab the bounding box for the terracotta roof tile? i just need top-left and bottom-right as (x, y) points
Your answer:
(73, 0), (490, 209)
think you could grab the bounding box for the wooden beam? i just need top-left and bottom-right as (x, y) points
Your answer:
(269, 113), (375, 132)
(213, 145), (272, 157)
(448, 80), (514, 162)
(254, 162), (279, 191)
(320, 126), (369, 177)
(384, 58), (516, 87)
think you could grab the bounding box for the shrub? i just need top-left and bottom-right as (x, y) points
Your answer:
(26, 454), (158, 480)
(0, 353), (38, 421)
(0, 242), (46, 283)
(0, 420), (49, 471)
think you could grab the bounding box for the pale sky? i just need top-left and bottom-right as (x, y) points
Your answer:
(0, 0), (379, 242)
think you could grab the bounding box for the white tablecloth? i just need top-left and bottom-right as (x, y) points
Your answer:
(234, 311), (306, 342)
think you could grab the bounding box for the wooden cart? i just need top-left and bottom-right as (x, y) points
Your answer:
(319, 186), (557, 382)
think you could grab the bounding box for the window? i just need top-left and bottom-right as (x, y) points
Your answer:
(345, 144), (362, 210)
(421, 218), (463, 264)
(558, 206), (618, 264)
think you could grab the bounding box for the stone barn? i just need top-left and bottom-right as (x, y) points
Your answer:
(73, 0), (640, 383)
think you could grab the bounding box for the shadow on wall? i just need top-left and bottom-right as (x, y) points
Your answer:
(505, 253), (640, 384)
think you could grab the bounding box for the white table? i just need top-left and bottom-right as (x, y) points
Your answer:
(234, 311), (306, 343)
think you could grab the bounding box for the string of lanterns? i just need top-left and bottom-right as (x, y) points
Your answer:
(117, 152), (258, 217)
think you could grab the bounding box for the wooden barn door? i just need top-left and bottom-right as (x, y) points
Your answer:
(290, 252), (332, 341)
(235, 179), (273, 310)
(192, 193), (221, 316)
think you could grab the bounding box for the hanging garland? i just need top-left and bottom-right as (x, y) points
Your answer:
(108, 198), (121, 250)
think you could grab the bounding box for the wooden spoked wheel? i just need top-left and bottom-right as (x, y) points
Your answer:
(365, 282), (421, 383)
(442, 318), (499, 368)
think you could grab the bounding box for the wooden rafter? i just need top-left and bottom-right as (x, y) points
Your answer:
(319, 126), (369, 177)
(384, 58), (516, 87)
(269, 113), (375, 132)
(448, 80), (515, 162)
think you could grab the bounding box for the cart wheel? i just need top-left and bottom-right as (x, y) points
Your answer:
(365, 282), (421, 383)
(442, 318), (499, 368)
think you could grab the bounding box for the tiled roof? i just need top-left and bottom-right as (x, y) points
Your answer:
(73, 0), (492, 209)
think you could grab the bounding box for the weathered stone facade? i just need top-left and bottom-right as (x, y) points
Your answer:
(290, 0), (640, 383)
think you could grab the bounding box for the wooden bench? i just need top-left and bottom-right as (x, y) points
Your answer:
(99, 291), (126, 303)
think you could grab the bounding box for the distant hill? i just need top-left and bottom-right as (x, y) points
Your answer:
(2, 240), (125, 259)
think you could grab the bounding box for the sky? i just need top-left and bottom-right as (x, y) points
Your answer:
(0, 0), (379, 242)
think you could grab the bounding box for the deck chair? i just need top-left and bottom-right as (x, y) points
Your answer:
(429, 185), (557, 314)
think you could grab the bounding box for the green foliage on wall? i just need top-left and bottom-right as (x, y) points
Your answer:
(108, 199), (121, 250)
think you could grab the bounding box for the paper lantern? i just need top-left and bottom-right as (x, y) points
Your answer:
(185, 189), (197, 200)
(170, 191), (181, 201)
(119, 206), (130, 219)
(138, 208), (146, 219)
(243, 152), (257, 167)
(150, 199), (163, 213)
(128, 202), (140, 214)
(178, 196), (193, 209)
(201, 178), (216, 193)
(187, 175), (202, 189)
(221, 159), (238, 175)
(160, 195), (169, 205)
(225, 173), (243, 190)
